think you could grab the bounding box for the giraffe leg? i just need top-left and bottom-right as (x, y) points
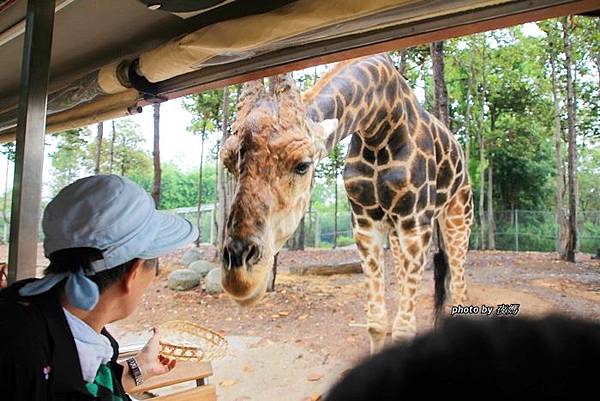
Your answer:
(439, 186), (474, 306)
(390, 222), (433, 342)
(352, 217), (388, 354)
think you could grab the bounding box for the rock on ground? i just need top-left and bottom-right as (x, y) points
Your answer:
(205, 268), (223, 294)
(180, 248), (205, 265)
(168, 269), (201, 291)
(189, 260), (218, 278)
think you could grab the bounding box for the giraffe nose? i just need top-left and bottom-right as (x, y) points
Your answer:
(223, 237), (262, 270)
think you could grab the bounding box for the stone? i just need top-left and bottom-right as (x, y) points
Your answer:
(180, 248), (204, 265)
(168, 269), (201, 291)
(189, 260), (218, 278)
(204, 268), (223, 294)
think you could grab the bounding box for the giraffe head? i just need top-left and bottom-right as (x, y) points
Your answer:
(220, 74), (337, 305)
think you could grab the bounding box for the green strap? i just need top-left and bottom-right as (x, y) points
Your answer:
(85, 364), (123, 401)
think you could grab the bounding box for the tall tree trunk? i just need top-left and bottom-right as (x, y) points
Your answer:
(298, 216), (305, 250)
(196, 121), (207, 247)
(2, 158), (10, 244)
(487, 162), (495, 250)
(120, 133), (126, 176)
(549, 41), (568, 259)
(430, 41), (449, 127)
(94, 122), (103, 175)
(267, 253), (278, 292)
(151, 103), (161, 206)
(562, 16), (577, 262)
(333, 157), (338, 249)
(398, 49), (407, 76)
(109, 120), (116, 174)
(477, 35), (487, 250)
(464, 71), (473, 165)
(218, 86), (231, 249)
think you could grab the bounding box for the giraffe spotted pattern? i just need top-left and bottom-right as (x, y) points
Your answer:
(222, 54), (473, 354)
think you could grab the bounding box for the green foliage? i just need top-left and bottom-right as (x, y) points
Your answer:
(49, 128), (91, 195)
(128, 163), (218, 210)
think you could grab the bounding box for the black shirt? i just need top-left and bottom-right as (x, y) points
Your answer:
(0, 280), (131, 401)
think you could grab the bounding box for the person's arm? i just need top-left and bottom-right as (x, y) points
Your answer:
(119, 328), (176, 393)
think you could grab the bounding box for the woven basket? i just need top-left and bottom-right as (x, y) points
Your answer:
(158, 320), (227, 361)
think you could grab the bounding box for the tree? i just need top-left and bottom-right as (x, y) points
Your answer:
(49, 128), (90, 196)
(540, 19), (569, 258)
(94, 122), (103, 175)
(109, 120), (116, 174)
(218, 86), (231, 249)
(152, 103), (161, 206)
(562, 16), (577, 262)
(430, 41), (449, 127)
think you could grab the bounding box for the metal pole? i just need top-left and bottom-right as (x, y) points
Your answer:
(7, 0), (56, 284)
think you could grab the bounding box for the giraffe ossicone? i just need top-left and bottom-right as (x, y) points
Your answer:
(220, 54), (473, 353)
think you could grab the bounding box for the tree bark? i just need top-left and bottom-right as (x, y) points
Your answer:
(562, 16), (577, 262)
(430, 41), (449, 127)
(267, 253), (278, 292)
(398, 49), (407, 76)
(196, 120), (207, 247)
(218, 86), (231, 250)
(477, 35), (487, 250)
(333, 155), (338, 249)
(464, 70), (473, 165)
(487, 162), (495, 250)
(151, 103), (161, 206)
(109, 120), (116, 174)
(549, 39), (569, 259)
(94, 122), (103, 175)
(298, 215), (305, 250)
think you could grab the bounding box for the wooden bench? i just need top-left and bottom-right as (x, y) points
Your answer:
(129, 360), (216, 401)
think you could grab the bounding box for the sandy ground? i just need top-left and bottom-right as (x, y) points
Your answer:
(111, 246), (600, 401)
(4, 245), (600, 400)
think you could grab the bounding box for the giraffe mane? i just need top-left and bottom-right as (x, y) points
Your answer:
(301, 56), (366, 105)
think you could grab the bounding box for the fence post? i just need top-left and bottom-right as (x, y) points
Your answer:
(515, 209), (519, 252)
(314, 214), (320, 248)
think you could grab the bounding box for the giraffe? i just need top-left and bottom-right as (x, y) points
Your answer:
(220, 53), (473, 353)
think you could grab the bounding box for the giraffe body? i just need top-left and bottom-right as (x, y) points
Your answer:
(220, 54), (473, 354)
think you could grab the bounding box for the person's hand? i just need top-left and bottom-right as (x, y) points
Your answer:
(136, 327), (176, 378)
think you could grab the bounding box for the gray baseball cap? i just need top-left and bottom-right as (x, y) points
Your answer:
(42, 174), (198, 268)
(19, 175), (198, 309)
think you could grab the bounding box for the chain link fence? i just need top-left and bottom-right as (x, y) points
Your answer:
(168, 208), (600, 254)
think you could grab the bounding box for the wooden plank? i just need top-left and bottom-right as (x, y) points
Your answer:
(151, 384), (216, 401)
(145, 0), (598, 103)
(290, 260), (363, 276)
(131, 361), (213, 394)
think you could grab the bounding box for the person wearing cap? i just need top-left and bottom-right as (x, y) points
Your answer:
(0, 175), (199, 400)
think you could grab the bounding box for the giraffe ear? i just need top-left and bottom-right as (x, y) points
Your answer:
(308, 118), (339, 161)
(318, 119), (339, 136)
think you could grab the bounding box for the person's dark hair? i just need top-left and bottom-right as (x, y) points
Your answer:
(45, 247), (157, 293)
(325, 315), (600, 401)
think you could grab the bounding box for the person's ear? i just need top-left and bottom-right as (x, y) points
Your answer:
(121, 259), (145, 294)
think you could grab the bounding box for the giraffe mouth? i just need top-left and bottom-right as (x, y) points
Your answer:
(221, 255), (272, 306)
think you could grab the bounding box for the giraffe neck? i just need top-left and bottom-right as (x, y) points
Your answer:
(303, 54), (419, 156)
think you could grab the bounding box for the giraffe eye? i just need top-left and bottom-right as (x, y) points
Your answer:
(294, 161), (312, 175)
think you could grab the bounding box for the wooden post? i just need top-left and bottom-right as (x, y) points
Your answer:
(8, 0), (56, 283)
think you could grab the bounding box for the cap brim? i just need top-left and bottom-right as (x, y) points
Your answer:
(137, 211), (199, 259)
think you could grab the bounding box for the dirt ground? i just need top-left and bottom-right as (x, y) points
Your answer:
(5, 245), (599, 400)
(110, 246), (600, 401)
